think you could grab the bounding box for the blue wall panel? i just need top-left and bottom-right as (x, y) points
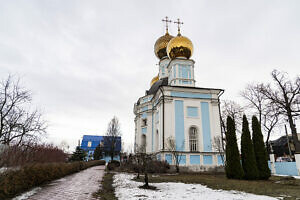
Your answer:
(171, 92), (212, 99)
(141, 106), (148, 111)
(201, 102), (212, 152)
(165, 154), (172, 164)
(187, 107), (198, 117)
(190, 155), (200, 165)
(274, 162), (298, 176)
(175, 100), (185, 151)
(142, 127), (147, 134)
(103, 155), (120, 163)
(217, 155), (224, 165)
(142, 113), (147, 119)
(179, 155), (186, 165)
(203, 155), (213, 165)
(157, 154), (161, 161)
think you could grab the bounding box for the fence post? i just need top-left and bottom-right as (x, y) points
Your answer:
(295, 153), (300, 176)
(269, 153), (276, 175)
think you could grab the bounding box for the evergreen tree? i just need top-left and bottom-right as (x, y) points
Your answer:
(241, 115), (259, 180)
(93, 144), (103, 160)
(225, 116), (244, 179)
(69, 146), (86, 161)
(252, 116), (271, 180)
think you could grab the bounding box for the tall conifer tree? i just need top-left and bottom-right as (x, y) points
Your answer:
(241, 115), (259, 180)
(252, 116), (271, 180)
(225, 116), (244, 179)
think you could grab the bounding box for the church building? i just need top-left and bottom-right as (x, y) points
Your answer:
(134, 18), (224, 171)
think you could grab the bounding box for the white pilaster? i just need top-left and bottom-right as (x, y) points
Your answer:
(295, 153), (300, 175)
(269, 153), (276, 174)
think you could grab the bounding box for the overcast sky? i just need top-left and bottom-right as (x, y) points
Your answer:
(0, 0), (299, 152)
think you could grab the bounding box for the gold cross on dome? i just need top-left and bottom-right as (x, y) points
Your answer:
(174, 18), (183, 35)
(162, 16), (172, 33)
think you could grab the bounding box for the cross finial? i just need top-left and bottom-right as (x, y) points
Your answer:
(174, 18), (184, 35)
(162, 16), (172, 34)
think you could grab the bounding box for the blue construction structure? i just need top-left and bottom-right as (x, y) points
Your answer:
(80, 135), (121, 161)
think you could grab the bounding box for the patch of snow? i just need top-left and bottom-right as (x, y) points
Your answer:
(114, 173), (277, 200)
(274, 174), (300, 179)
(12, 187), (41, 200)
(0, 167), (8, 174)
(0, 166), (20, 174)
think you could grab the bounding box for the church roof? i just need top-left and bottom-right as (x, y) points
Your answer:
(147, 77), (168, 95)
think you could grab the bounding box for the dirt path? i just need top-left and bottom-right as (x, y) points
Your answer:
(15, 165), (105, 200)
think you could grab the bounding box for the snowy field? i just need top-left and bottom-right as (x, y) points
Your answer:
(114, 173), (278, 200)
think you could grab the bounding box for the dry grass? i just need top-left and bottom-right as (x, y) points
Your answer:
(136, 173), (300, 200)
(93, 172), (117, 200)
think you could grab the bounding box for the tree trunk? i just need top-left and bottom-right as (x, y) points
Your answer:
(176, 165), (179, 173)
(287, 109), (300, 153)
(144, 172), (148, 187)
(265, 130), (271, 154)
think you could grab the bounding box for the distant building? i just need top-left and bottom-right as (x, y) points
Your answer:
(80, 135), (121, 161)
(270, 134), (300, 158)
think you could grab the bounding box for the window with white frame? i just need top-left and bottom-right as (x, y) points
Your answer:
(87, 141), (92, 147)
(189, 127), (198, 152)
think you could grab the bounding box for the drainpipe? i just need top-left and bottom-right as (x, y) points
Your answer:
(217, 90), (225, 151)
(159, 87), (165, 150)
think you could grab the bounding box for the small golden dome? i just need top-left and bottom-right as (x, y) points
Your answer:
(154, 32), (174, 59)
(150, 75), (159, 86)
(167, 34), (193, 59)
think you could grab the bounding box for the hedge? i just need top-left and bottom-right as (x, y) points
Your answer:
(0, 160), (105, 199)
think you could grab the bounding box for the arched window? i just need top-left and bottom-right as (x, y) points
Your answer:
(189, 127), (198, 152)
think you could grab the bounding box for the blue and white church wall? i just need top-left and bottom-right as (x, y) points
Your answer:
(134, 87), (224, 172)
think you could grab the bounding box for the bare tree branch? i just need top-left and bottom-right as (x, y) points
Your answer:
(0, 75), (46, 146)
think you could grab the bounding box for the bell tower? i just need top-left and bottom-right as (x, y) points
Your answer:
(166, 19), (195, 87)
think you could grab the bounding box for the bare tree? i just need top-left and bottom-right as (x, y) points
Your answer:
(240, 83), (266, 124)
(0, 75), (46, 146)
(213, 136), (225, 165)
(135, 144), (155, 188)
(166, 136), (183, 173)
(240, 83), (281, 150)
(262, 104), (281, 151)
(105, 116), (121, 161)
(221, 100), (244, 136)
(260, 70), (300, 152)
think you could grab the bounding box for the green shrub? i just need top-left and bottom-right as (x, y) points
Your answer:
(252, 116), (271, 180)
(0, 160), (105, 199)
(225, 116), (244, 179)
(241, 115), (259, 180)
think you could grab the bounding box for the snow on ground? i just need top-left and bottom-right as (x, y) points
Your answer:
(13, 187), (41, 200)
(0, 167), (8, 174)
(114, 173), (277, 200)
(274, 174), (300, 179)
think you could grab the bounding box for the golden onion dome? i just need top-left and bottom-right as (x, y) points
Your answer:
(154, 32), (174, 59)
(150, 75), (159, 86)
(167, 34), (193, 59)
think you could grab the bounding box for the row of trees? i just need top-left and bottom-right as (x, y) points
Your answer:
(225, 115), (270, 180)
(222, 70), (300, 153)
